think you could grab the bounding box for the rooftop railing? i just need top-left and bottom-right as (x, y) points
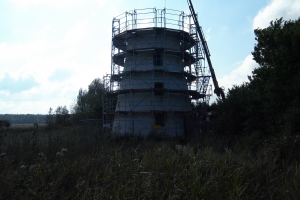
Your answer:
(112, 8), (192, 36)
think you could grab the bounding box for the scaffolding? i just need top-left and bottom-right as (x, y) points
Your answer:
(103, 8), (212, 136)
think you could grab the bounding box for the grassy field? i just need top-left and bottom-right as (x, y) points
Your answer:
(0, 125), (300, 199)
(10, 124), (46, 127)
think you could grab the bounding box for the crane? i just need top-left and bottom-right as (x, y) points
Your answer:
(187, 0), (225, 100)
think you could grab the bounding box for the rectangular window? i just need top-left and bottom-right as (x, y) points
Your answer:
(155, 113), (165, 127)
(154, 82), (164, 96)
(153, 50), (163, 66)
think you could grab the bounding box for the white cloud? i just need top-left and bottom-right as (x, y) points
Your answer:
(210, 55), (258, 102)
(10, 0), (108, 10)
(253, 0), (300, 29)
(0, 73), (39, 93)
(49, 68), (73, 82)
(217, 0), (299, 93)
(207, 28), (211, 34)
(209, 0), (299, 103)
(0, 3), (112, 114)
(218, 55), (258, 92)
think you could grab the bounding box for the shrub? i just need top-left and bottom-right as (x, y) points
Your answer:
(0, 120), (10, 128)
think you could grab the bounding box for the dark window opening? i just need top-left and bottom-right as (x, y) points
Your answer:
(154, 82), (164, 96)
(153, 50), (163, 66)
(155, 113), (165, 127)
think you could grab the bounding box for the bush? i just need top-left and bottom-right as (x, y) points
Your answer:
(0, 120), (10, 128)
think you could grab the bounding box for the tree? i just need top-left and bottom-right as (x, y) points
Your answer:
(251, 17), (300, 135)
(72, 78), (105, 120)
(86, 78), (104, 118)
(45, 107), (55, 127)
(212, 18), (300, 137)
(55, 105), (70, 126)
(75, 88), (88, 118)
(212, 83), (260, 135)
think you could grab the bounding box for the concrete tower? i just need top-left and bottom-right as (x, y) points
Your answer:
(103, 8), (211, 136)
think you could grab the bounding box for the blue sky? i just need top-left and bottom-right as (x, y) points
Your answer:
(0, 0), (299, 114)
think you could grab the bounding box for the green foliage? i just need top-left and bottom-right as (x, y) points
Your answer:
(55, 105), (70, 126)
(251, 17), (300, 135)
(72, 78), (105, 120)
(212, 18), (300, 138)
(213, 84), (249, 135)
(46, 78), (105, 128)
(45, 107), (55, 128)
(45, 106), (71, 128)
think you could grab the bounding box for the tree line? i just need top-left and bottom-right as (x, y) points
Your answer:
(0, 78), (106, 127)
(0, 114), (46, 125)
(45, 78), (106, 127)
(211, 18), (300, 140)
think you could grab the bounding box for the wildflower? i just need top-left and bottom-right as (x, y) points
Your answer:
(61, 148), (68, 153)
(20, 165), (27, 169)
(56, 152), (64, 157)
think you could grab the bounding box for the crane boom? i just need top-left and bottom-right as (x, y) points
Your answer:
(187, 0), (225, 100)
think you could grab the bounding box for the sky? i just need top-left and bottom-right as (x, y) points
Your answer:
(0, 0), (299, 114)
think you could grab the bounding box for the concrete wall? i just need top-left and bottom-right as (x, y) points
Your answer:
(119, 73), (188, 90)
(113, 113), (185, 137)
(125, 53), (183, 71)
(116, 93), (190, 112)
(113, 28), (193, 136)
(126, 33), (181, 51)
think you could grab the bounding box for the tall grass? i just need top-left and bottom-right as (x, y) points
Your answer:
(0, 126), (299, 199)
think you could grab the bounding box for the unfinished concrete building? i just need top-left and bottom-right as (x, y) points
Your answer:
(103, 8), (212, 136)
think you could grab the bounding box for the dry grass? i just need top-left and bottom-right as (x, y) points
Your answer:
(0, 126), (299, 199)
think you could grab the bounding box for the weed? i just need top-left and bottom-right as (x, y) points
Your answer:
(0, 126), (299, 199)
